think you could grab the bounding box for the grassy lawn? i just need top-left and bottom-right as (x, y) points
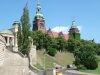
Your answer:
(55, 52), (75, 66)
(34, 50), (100, 74)
(80, 55), (100, 74)
(34, 50), (74, 69)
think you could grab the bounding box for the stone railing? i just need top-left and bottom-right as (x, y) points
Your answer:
(28, 54), (40, 74)
(17, 51), (27, 57)
(13, 45), (40, 75)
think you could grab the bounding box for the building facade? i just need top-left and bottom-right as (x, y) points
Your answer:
(32, 0), (80, 40)
(0, 21), (19, 47)
(32, 0), (46, 33)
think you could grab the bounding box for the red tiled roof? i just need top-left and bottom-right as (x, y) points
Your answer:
(64, 34), (69, 41)
(52, 31), (69, 41)
(52, 32), (59, 38)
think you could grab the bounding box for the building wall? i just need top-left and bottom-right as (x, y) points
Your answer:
(0, 35), (6, 66)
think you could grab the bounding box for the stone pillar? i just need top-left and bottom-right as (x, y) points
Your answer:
(29, 45), (37, 65)
(13, 33), (18, 52)
(12, 37), (14, 46)
(7, 37), (9, 46)
(15, 33), (17, 47)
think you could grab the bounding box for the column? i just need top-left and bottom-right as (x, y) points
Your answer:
(10, 37), (14, 46)
(14, 33), (17, 47)
(7, 37), (9, 46)
(12, 37), (14, 46)
(13, 33), (18, 52)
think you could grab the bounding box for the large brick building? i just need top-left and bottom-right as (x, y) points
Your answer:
(32, 0), (80, 40)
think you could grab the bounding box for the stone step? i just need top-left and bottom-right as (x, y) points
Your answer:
(0, 48), (4, 66)
(4, 49), (29, 65)
(0, 47), (37, 75)
(0, 67), (30, 75)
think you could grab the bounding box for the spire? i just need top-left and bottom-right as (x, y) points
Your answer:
(71, 21), (77, 28)
(37, 0), (40, 5)
(36, 0), (43, 18)
(72, 21), (76, 26)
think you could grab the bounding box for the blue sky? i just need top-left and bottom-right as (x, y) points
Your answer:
(0, 0), (100, 43)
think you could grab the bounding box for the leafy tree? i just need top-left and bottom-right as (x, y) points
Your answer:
(31, 31), (58, 56)
(64, 41), (68, 51)
(47, 46), (57, 56)
(50, 38), (58, 49)
(43, 33), (52, 50)
(74, 45), (98, 70)
(31, 31), (44, 50)
(80, 39), (100, 55)
(56, 36), (65, 52)
(94, 43), (100, 55)
(80, 39), (94, 46)
(67, 39), (81, 53)
(20, 5), (30, 55)
(67, 39), (98, 69)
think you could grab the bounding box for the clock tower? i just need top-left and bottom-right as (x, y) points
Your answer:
(32, 0), (46, 32)
(69, 21), (80, 40)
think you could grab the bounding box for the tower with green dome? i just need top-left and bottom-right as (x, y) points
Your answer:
(69, 21), (80, 40)
(32, 0), (46, 32)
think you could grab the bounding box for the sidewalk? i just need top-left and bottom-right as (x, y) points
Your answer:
(66, 70), (99, 75)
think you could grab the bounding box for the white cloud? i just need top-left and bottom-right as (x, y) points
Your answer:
(51, 25), (82, 34)
(51, 26), (69, 34)
(77, 26), (82, 32)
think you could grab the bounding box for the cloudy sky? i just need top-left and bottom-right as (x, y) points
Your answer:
(0, 0), (100, 43)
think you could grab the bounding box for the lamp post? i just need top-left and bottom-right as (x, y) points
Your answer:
(44, 49), (45, 70)
(43, 49), (46, 75)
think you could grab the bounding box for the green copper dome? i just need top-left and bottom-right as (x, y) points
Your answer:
(71, 21), (77, 28)
(36, 0), (44, 18)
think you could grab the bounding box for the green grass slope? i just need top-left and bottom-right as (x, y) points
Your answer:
(34, 50), (75, 69)
(34, 51), (100, 74)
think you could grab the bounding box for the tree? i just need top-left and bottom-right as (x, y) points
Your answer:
(43, 33), (52, 50)
(47, 46), (57, 56)
(31, 31), (44, 50)
(67, 39), (81, 53)
(17, 23), (22, 51)
(81, 39), (100, 55)
(94, 43), (100, 55)
(31, 31), (57, 53)
(20, 5), (30, 55)
(56, 36), (65, 52)
(74, 45), (98, 70)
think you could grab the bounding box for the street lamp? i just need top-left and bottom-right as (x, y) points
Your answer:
(43, 48), (46, 70)
(43, 48), (46, 75)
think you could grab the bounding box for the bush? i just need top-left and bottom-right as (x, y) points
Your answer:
(77, 65), (86, 70)
(47, 47), (57, 56)
(84, 59), (98, 70)
(74, 45), (98, 70)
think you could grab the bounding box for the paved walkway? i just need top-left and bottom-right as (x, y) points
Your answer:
(66, 70), (99, 75)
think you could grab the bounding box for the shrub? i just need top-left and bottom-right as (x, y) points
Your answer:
(47, 47), (56, 56)
(74, 45), (98, 70)
(84, 59), (98, 70)
(77, 65), (86, 70)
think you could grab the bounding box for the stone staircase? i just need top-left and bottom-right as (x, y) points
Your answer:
(0, 47), (37, 75)
(0, 44), (5, 66)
